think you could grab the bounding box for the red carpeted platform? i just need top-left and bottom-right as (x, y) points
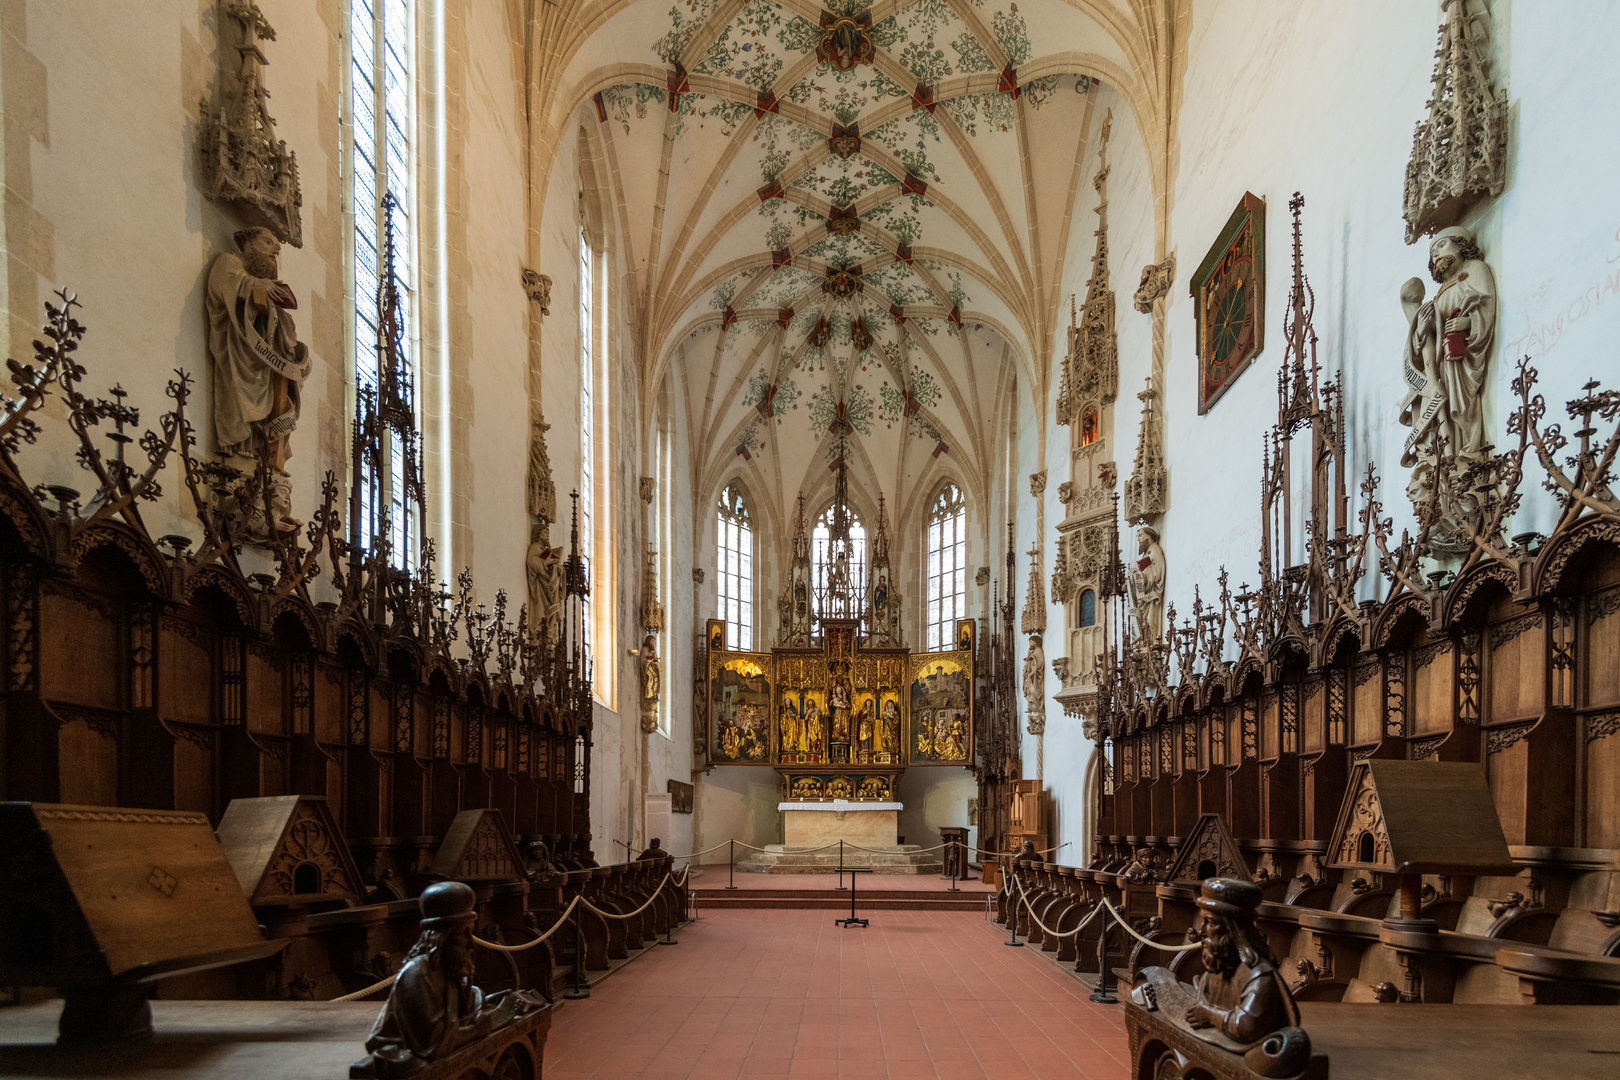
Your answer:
(689, 869), (995, 910)
(544, 907), (1130, 1080)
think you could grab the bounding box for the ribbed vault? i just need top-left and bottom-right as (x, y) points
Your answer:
(526, 0), (1175, 531)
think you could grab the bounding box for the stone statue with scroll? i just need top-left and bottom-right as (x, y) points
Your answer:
(352, 880), (546, 1078)
(1129, 878), (1317, 1078)
(1128, 526), (1166, 643)
(206, 226), (313, 538)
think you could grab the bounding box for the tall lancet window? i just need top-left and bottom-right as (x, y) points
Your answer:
(811, 506), (866, 622)
(716, 483), (754, 651)
(926, 483), (967, 650)
(349, 0), (417, 561)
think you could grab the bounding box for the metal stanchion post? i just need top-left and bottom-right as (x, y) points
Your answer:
(564, 905), (590, 1000)
(661, 887), (678, 946)
(1004, 877), (1024, 947)
(948, 840), (960, 892)
(725, 839), (737, 890)
(1090, 900), (1118, 1004)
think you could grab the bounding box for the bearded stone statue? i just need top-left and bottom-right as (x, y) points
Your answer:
(352, 881), (544, 1078)
(205, 225), (312, 538)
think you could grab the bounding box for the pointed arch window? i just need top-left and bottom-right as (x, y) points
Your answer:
(349, 0), (418, 562)
(925, 483), (967, 650)
(811, 506), (866, 623)
(717, 483), (754, 651)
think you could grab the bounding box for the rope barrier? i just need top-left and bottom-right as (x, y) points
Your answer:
(332, 973), (396, 1002)
(1014, 877), (1104, 941)
(469, 895), (585, 953)
(579, 874), (676, 921)
(1099, 895), (1200, 952)
(328, 865), (692, 997)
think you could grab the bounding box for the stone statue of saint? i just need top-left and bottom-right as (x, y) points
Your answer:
(639, 635), (660, 734)
(1128, 526), (1166, 643)
(206, 226), (313, 538)
(1399, 225), (1497, 469)
(353, 881), (544, 1078)
(1130, 878), (1311, 1076)
(525, 522), (562, 644)
(1023, 634), (1046, 736)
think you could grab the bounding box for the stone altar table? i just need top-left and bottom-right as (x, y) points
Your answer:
(780, 800), (900, 847)
(737, 802), (942, 874)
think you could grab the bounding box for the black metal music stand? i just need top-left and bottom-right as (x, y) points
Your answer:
(835, 867), (872, 927)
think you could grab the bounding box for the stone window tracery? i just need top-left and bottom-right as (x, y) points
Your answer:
(349, 0), (418, 563)
(925, 483), (967, 651)
(717, 483), (754, 652)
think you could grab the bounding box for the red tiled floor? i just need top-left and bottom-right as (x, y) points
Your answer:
(544, 909), (1130, 1080)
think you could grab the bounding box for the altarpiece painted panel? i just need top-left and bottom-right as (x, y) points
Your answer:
(907, 650), (973, 763)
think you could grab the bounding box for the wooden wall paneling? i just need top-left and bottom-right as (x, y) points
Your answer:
(343, 666), (382, 838)
(1225, 698), (1261, 838)
(1303, 748), (1347, 839)
(55, 710), (118, 805)
(40, 584), (122, 711)
(1584, 587), (1620, 708)
(460, 698), (492, 811)
(1303, 677), (1325, 753)
(1352, 658), (1380, 746)
(427, 693), (460, 835)
(1, 561), (57, 802)
(513, 721), (539, 836)
(387, 680), (427, 839)
(1582, 711), (1620, 847)
(1488, 605), (1546, 723)
(1262, 753), (1301, 841)
(1149, 724), (1175, 837)
(161, 615), (214, 725)
(1410, 637), (1453, 736)
(490, 714), (517, 826)
(1172, 720), (1199, 836)
(1261, 687), (1279, 760)
(171, 724), (215, 815)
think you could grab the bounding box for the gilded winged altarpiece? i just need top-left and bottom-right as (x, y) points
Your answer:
(704, 480), (974, 801)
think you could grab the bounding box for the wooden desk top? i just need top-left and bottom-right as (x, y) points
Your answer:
(1296, 1002), (1620, 1079)
(1, 999), (379, 1079)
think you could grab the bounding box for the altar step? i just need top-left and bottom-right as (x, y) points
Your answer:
(692, 886), (989, 911)
(736, 843), (943, 875)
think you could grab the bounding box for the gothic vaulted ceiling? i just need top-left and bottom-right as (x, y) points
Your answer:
(544, 0), (1171, 535)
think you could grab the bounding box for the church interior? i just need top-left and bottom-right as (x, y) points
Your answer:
(2, 0), (1619, 1077)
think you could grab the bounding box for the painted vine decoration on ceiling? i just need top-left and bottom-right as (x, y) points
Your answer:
(591, 0), (1118, 503)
